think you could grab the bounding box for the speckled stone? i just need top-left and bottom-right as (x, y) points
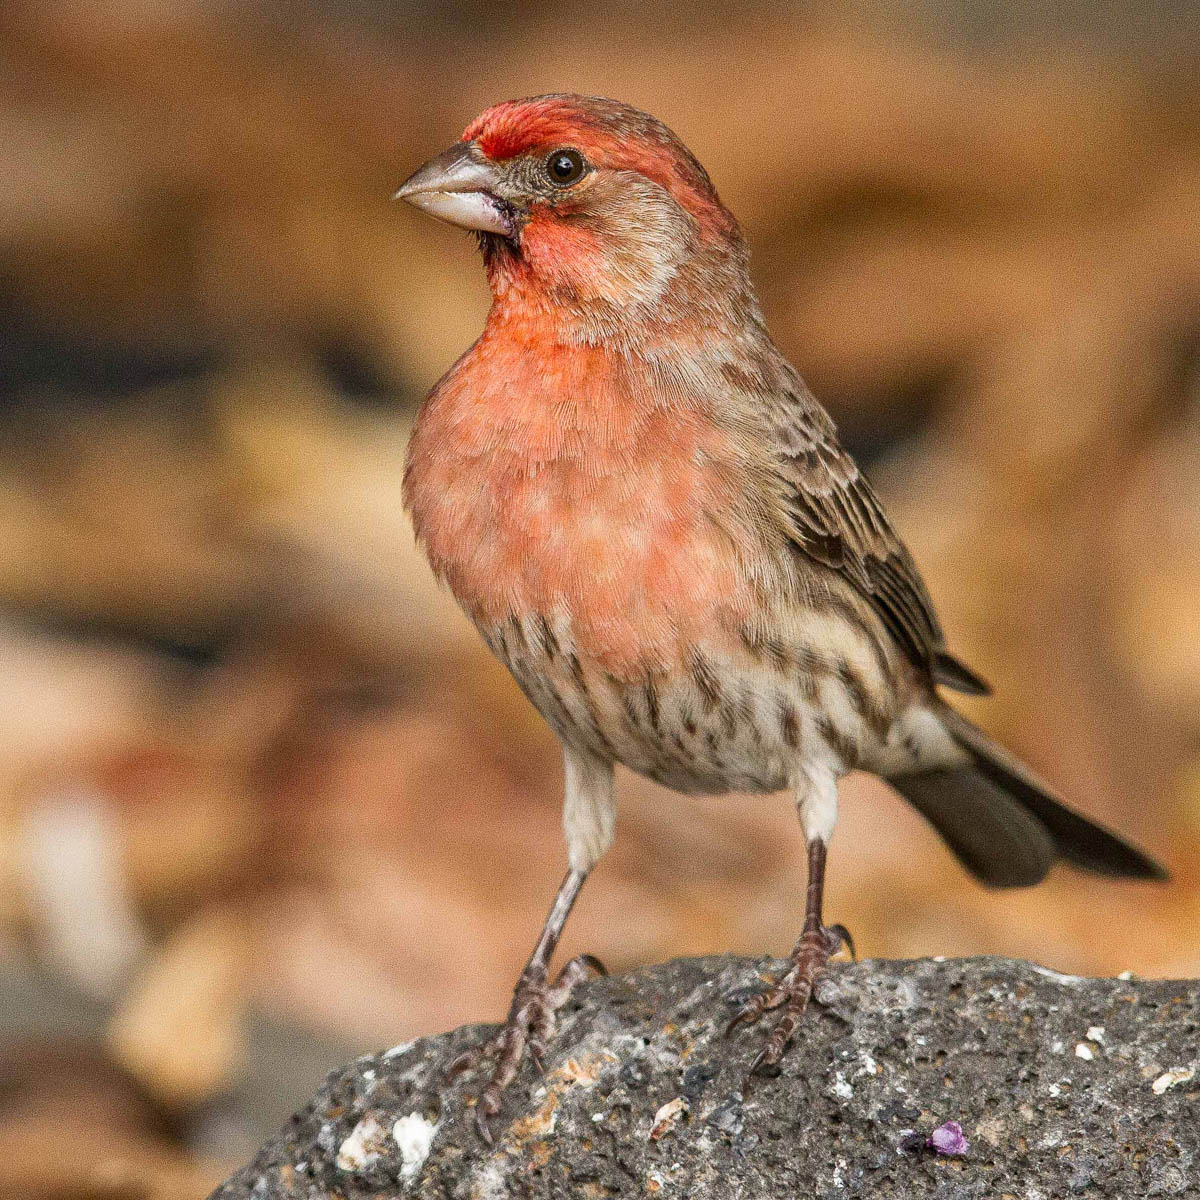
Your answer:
(211, 957), (1200, 1198)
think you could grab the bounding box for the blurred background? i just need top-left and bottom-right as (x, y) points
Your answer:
(1, 0), (1197, 1195)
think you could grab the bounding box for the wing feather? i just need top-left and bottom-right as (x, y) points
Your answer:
(765, 374), (988, 695)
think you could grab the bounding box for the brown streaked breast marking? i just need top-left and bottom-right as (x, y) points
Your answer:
(836, 660), (892, 740)
(507, 666), (580, 744)
(739, 625), (792, 673)
(507, 615), (529, 654)
(620, 690), (642, 732)
(794, 646), (826, 675)
(643, 677), (662, 736)
(816, 715), (860, 768)
(778, 698), (801, 749)
(533, 613), (560, 660)
(564, 651), (619, 759)
(689, 650), (722, 712)
(539, 679), (583, 736)
(703, 730), (725, 770)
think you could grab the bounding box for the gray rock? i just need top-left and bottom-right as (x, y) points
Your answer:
(212, 956), (1200, 1198)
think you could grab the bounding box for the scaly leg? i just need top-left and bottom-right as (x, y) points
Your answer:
(458, 869), (605, 1140)
(727, 768), (851, 1073)
(457, 745), (615, 1142)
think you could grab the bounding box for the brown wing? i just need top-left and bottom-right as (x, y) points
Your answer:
(766, 378), (989, 695)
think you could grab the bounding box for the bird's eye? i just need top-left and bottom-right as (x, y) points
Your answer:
(545, 149), (587, 187)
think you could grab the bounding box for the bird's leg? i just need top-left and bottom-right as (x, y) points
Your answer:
(456, 868), (605, 1142)
(727, 771), (850, 1073)
(451, 746), (614, 1141)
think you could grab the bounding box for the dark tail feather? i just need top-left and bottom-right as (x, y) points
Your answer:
(933, 650), (992, 696)
(890, 706), (1168, 887)
(939, 707), (1167, 880)
(890, 767), (1057, 886)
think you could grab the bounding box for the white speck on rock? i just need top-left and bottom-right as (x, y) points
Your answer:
(856, 1052), (879, 1077)
(470, 1159), (510, 1199)
(1031, 965), (1082, 985)
(383, 1039), (415, 1059)
(1152, 1067), (1195, 1095)
(1086, 1026), (1106, 1044)
(832, 1072), (854, 1100)
(1075, 1043), (1095, 1060)
(832, 1157), (848, 1188)
(337, 1114), (388, 1172)
(1037, 1127), (1064, 1150)
(392, 1113), (437, 1182)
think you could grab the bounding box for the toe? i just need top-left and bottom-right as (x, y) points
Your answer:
(474, 1103), (496, 1145)
(748, 1045), (784, 1078)
(824, 923), (855, 959)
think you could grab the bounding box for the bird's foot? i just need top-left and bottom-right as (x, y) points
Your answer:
(449, 953), (605, 1143)
(725, 924), (852, 1076)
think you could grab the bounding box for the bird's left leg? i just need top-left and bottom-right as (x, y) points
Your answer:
(727, 766), (852, 1073)
(464, 744), (614, 1140)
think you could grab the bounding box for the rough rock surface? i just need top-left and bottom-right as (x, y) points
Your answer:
(213, 956), (1199, 1198)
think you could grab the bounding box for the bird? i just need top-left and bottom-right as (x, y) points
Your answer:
(395, 94), (1166, 1138)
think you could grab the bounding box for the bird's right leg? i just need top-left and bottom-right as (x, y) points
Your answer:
(727, 765), (852, 1072)
(457, 744), (615, 1141)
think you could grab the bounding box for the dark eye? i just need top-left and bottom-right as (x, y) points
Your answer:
(545, 148), (587, 186)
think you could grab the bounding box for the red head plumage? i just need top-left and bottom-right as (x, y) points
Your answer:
(463, 94), (736, 242)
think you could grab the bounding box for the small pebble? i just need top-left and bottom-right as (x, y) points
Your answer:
(650, 1097), (688, 1141)
(926, 1120), (969, 1156)
(1151, 1067), (1195, 1095)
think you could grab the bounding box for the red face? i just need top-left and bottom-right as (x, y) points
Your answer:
(396, 94), (739, 311)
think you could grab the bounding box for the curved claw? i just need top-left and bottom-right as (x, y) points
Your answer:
(724, 996), (765, 1038)
(748, 1045), (783, 1079)
(528, 1044), (546, 1075)
(474, 1102), (496, 1145)
(724, 1011), (748, 1039)
(826, 923), (856, 960)
(547, 953), (607, 1007)
(447, 1036), (496, 1080)
(447, 1052), (476, 1080)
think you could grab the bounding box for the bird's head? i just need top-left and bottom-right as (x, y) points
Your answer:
(396, 95), (750, 324)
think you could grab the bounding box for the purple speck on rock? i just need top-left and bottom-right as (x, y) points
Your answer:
(926, 1120), (969, 1156)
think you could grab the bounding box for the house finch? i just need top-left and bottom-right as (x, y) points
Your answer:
(396, 94), (1165, 1137)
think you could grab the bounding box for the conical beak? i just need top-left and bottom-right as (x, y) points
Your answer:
(394, 143), (516, 237)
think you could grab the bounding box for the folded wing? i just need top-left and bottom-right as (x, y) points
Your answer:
(765, 375), (989, 695)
